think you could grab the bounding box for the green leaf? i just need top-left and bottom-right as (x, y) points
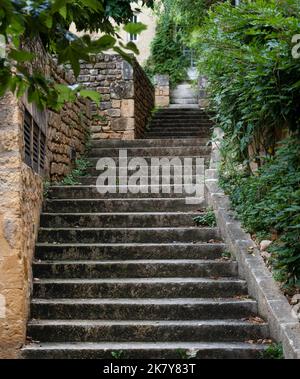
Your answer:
(80, 0), (104, 11)
(121, 41), (140, 55)
(8, 49), (35, 63)
(79, 89), (101, 105)
(124, 22), (147, 35)
(90, 35), (116, 52)
(59, 6), (67, 19)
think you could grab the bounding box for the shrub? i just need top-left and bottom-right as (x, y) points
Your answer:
(144, 15), (189, 86)
(219, 138), (300, 289)
(193, 0), (300, 289)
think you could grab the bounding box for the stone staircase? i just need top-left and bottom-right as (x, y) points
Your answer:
(22, 108), (271, 359)
(170, 82), (199, 109)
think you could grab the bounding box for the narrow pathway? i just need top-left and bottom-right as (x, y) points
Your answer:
(22, 108), (270, 359)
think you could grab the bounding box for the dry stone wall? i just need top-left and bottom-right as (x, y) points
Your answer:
(77, 54), (154, 140)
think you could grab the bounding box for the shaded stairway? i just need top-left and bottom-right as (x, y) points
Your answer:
(22, 108), (271, 359)
(143, 108), (213, 140)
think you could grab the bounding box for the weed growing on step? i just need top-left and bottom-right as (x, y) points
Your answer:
(193, 208), (217, 227)
(60, 158), (92, 186)
(111, 350), (124, 359)
(43, 181), (51, 198)
(222, 251), (232, 260)
(261, 343), (284, 360)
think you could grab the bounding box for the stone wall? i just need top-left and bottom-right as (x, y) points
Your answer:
(133, 60), (155, 139)
(154, 75), (170, 108)
(0, 46), (92, 358)
(0, 93), (43, 358)
(77, 54), (154, 140)
(48, 62), (92, 182)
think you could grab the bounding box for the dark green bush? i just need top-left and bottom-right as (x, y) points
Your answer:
(193, 0), (300, 289)
(220, 138), (300, 289)
(144, 15), (189, 86)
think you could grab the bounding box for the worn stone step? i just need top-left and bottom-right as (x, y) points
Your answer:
(144, 132), (211, 138)
(22, 341), (268, 359)
(44, 198), (206, 213)
(76, 175), (202, 185)
(37, 227), (220, 244)
(40, 212), (207, 228)
(148, 125), (212, 132)
(150, 119), (212, 125)
(90, 138), (210, 148)
(33, 260), (237, 279)
(86, 162), (210, 176)
(34, 243), (227, 261)
(171, 99), (199, 105)
(47, 187), (206, 200)
(152, 114), (210, 120)
(30, 298), (258, 321)
(27, 319), (268, 343)
(33, 278), (248, 299)
(143, 136), (208, 140)
(86, 155), (209, 166)
(88, 146), (211, 158)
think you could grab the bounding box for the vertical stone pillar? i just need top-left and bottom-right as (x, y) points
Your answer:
(154, 75), (170, 108)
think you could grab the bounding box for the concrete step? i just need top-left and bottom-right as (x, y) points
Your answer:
(39, 212), (207, 228)
(85, 161), (210, 176)
(30, 298), (258, 321)
(90, 138), (210, 148)
(148, 123), (212, 129)
(33, 260), (238, 279)
(171, 99), (198, 105)
(144, 131), (211, 138)
(46, 186), (206, 200)
(27, 319), (268, 343)
(88, 146), (211, 158)
(76, 175), (203, 185)
(34, 243), (227, 261)
(22, 341), (268, 359)
(154, 106), (209, 117)
(37, 227), (220, 244)
(44, 198), (206, 213)
(33, 277), (248, 299)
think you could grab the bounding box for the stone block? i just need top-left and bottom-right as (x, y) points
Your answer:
(110, 81), (134, 99)
(111, 118), (134, 132)
(106, 109), (121, 118)
(121, 99), (135, 118)
(112, 100), (121, 109)
(155, 96), (169, 108)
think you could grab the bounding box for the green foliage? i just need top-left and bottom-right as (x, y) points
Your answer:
(219, 138), (300, 289)
(111, 350), (124, 359)
(0, 0), (152, 109)
(261, 343), (284, 360)
(192, 0), (300, 289)
(161, 0), (215, 44)
(193, 208), (217, 227)
(60, 157), (92, 185)
(193, 0), (300, 163)
(144, 14), (189, 86)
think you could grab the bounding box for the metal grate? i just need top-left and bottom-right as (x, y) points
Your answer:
(23, 109), (46, 175)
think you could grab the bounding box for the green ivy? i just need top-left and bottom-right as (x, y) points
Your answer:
(144, 14), (189, 86)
